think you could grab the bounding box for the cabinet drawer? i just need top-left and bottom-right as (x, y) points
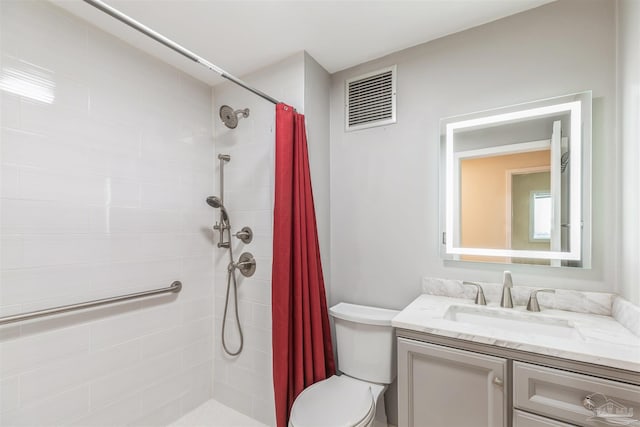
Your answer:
(513, 410), (575, 427)
(513, 362), (640, 427)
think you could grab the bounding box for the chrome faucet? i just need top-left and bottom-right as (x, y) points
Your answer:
(527, 289), (556, 312)
(500, 271), (514, 308)
(463, 282), (487, 305)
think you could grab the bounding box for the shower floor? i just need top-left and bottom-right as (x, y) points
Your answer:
(169, 399), (267, 427)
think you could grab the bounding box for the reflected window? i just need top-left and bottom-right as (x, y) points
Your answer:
(531, 192), (551, 240)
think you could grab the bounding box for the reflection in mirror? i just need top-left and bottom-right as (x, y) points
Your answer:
(440, 92), (591, 267)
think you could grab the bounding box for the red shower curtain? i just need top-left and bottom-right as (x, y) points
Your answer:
(271, 103), (335, 427)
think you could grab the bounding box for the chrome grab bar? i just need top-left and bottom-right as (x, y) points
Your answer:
(0, 281), (182, 326)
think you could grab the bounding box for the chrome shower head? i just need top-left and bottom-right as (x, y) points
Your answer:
(206, 196), (222, 208)
(219, 105), (250, 129)
(206, 196), (229, 220)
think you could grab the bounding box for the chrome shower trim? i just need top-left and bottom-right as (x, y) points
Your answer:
(234, 226), (253, 244)
(206, 196), (229, 220)
(219, 105), (250, 129)
(218, 154), (230, 203)
(205, 159), (257, 356)
(234, 252), (257, 278)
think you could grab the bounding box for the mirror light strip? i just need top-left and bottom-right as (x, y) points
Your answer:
(445, 100), (583, 261)
(446, 247), (581, 261)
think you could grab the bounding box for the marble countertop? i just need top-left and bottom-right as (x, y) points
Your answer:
(392, 294), (640, 372)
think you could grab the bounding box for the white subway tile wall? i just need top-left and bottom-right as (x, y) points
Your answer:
(0, 1), (214, 425)
(211, 52), (305, 426)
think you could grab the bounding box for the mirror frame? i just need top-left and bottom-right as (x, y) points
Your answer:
(441, 92), (592, 265)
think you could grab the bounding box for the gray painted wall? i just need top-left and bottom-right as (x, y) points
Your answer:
(304, 53), (332, 291)
(329, 0), (617, 311)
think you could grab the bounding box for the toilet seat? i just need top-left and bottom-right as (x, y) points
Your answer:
(289, 375), (381, 427)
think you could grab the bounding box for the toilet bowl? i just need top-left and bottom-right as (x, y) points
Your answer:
(289, 375), (386, 427)
(288, 303), (399, 427)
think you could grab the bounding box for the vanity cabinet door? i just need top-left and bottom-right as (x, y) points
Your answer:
(398, 338), (507, 427)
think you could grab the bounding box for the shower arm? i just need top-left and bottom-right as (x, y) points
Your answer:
(234, 108), (250, 118)
(82, 0), (282, 106)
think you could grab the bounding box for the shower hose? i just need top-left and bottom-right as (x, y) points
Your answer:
(221, 219), (243, 356)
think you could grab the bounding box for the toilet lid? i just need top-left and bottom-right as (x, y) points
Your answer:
(290, 376), (375, 427)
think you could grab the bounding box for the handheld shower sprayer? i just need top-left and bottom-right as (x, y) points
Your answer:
(205, 189), (257, 357)
(207, 196), (230, 248)
(206, 196), (229, 221)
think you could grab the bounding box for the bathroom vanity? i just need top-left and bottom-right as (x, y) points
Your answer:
(393, 293), (640, 427)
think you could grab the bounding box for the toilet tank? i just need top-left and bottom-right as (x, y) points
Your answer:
(329, 303), (399, 384)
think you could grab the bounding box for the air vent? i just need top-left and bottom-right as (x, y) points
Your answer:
(345, 65), (397, 131)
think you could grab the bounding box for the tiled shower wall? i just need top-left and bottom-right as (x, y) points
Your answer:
(211, 51), (330, 427)
(211, 52), (304, 426)
(0, 1), (214, 425)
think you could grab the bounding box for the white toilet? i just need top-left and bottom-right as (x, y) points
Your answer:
(289, 302), (399, 427)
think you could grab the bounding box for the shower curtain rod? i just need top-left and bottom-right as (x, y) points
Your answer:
(83, 0), (281, 105)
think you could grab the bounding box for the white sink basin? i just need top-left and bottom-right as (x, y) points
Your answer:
(443, 305), (582, 340)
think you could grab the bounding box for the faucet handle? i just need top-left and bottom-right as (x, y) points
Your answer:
(463, 282), (487, 305)
(503, 270), (513, 288)
(526, 289), (556, 312)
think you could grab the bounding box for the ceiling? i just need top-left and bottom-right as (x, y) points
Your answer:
(53, 0), (555, 86)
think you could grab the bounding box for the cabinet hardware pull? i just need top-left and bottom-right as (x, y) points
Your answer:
(493, 377), (504, 386)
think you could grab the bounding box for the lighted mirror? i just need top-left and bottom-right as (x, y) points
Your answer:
(440, 92), (591, 267)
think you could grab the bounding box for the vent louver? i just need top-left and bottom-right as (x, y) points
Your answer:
(345, 65), (396, 131)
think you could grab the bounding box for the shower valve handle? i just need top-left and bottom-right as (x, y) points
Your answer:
(229, 253), (256, 278)
(233, 226), (253, 244)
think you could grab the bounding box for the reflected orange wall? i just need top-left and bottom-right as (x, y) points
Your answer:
(460, 150), (550, 262)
